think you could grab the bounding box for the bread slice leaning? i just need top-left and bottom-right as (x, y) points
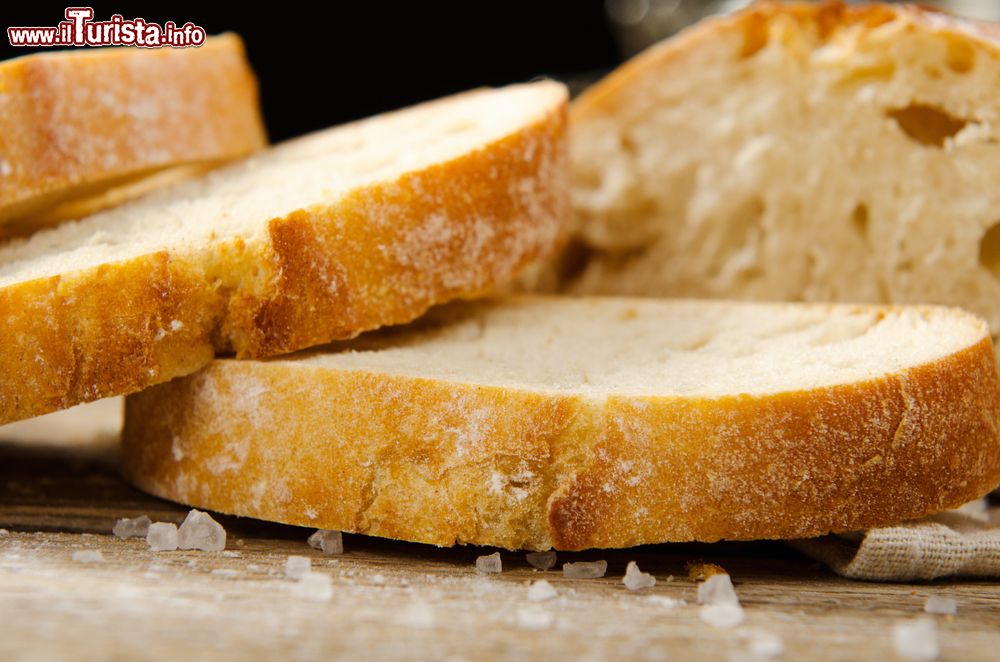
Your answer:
(567, 1), (1000, 339)
(0, 82), (569, 425)
(122, 296), (1000, 551)
(0, 34), (266, 230)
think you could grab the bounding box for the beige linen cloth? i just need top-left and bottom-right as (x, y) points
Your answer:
(790, 500), (1000, 581)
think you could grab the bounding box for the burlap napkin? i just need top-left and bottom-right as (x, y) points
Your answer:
(789, 500), (1000, 581)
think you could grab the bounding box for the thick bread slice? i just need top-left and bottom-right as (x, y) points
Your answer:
(0, 82), (569, 425)
(122, 296), (1000, 550)
(568, 1), (1000, 338)
(0, 34), (266, 227)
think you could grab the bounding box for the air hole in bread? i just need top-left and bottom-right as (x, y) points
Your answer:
(887, 103), (968, 148)
(978, 221), (1000, 282)
(554, 239), (596, 287)
(850, 203), (869, 240)
(945, 36), (976, 74)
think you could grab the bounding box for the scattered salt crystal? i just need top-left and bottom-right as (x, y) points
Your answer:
(291, 572), (333, 602)
(177, 510), (226, 551)
(307, 529), (343, 555)
(112, 515), (151, 539)
(893, 617), (940, 662)
(72, 550), (104, 563)
(476, 552), (502, 574)
(210, 568), (240, 577)
(221, 551), (240, 558)
(924, 595), (958, 616)
(526, 550), (557, 571)
(527, 579), (558, 602)
(622, 561), (656, 591)
(563, 560), (608, 579)
(646, 595), (684, 608)
(285, 555), (311, 580)
(0, 529), (9, 536)
(146, 522), (179, 552)
(400, 601), (435, 628)
(371, 574), (386, 585)
(746, 630), (784, 658)
(516, 607), (555, 630)
(699, 603), (745, 628)
(697, 573), (739, 605)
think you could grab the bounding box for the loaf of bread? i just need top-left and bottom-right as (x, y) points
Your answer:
(568, 2), (1000, 341)
(0, 34), (266, 231)
(0, 81), (569, 425)
(122, 296), (1000, 550)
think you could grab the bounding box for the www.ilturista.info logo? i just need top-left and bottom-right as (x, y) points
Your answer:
(8, 7), (207, 48)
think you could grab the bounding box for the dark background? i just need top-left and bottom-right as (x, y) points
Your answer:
(1, 2), (620, 141)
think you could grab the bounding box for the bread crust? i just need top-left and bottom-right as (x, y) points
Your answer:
(0, 34), (267, 225)
(0, 84), (570, 424)
(121, 300), (1000, 550)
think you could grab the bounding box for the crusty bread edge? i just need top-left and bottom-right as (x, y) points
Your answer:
(121, 299), (1000, 550)
(0, 83), (570, 424)
(0, 33), (267, 224)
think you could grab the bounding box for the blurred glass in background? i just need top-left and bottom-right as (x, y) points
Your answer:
(606, 0), (1000, 57)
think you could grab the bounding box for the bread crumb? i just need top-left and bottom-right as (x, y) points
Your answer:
(177, 510), (226, 551)
(893, 617), (940, 662)
(622, 561), (656, 591)
(687, 561), (727, 582)
(72, 550), (104, 563)
(563, 560), (608, 579)
(476, 551), (502, 574)
(527, 579), (558, 602)
(112, 515), (151, 539)
(526, 550), (557, 571)
(285, 555), (311, 580)
(307, 529), (343, 555)
(146, 522), (178, 552)
(924, 595), (958, 615)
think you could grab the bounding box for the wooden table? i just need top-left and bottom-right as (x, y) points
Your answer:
(0, 437), (998, 661)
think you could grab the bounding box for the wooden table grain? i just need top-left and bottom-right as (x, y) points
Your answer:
(0, 437), (997, 661)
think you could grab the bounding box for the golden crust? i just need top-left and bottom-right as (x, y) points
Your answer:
(0, 86), (569, 425)
(0, 34), (267, 225)
(121, 305), (1000, 551)
(572, 1), (1000, 123)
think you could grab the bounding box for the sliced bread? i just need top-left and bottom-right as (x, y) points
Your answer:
(0, 34), (266, 229)
(122, 296), (1000, 550)
(0, 81), (569, 425)
(568, 2), (1000, 338)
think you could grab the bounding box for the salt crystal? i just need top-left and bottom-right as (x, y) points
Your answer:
(699, 603), (745, 628)
(146, 522), (178, 552)
(177, 510), (226, 551)
(563, 560), (608, 579)
(697, 573), (739, 605)
(222, 550), (240, 558)
(646, 595), (684, 608)
(476, 551), (502, 574)
(291, 572), (333, 602)
(307, 529), (343, 555)
(516, 607), (555, 630)
(746, 630), (784, 658)
(285, 555), (312, 580)
(400, 601), (436, 628)
(893, 618), (940, 662)
(527, 579), (558, 602)
(0, 529), (9, 536)
(210, 568), (240, 577)
(622, 561), (656, 590)
(371, 573), (386, 585)
(526, 550), (557, 571)
(72, 550), (104, 563)
(924, 595), (958, 616)
(112, 515), (151, 539)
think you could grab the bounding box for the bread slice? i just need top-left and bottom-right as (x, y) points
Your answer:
(0, 82), (569, 425)
(121, 296), (1000, 550)
(0, 34), (266, 228)
(567, 1), (1000, 339)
